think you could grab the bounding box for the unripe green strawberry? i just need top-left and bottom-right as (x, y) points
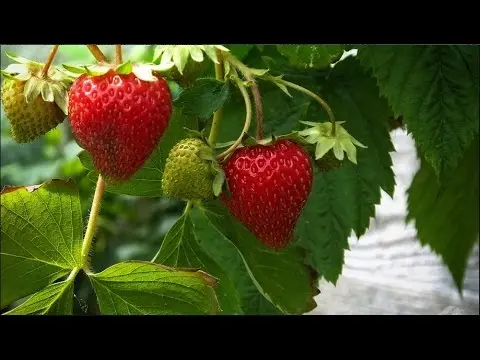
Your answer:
(1, 53), (70, 144)
(1, 78), (65, 143)
(162, 138), (215, 201)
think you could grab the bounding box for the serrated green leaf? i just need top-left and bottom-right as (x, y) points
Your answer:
(116, 61), (133, 75)
(358, 45), (479, 181)
(295, 167), (353, 283)
(190, 209), (282, 314)
(90, 261), (219, 315)
(174, 78), (230, 119)
(153, 213), (242, 314)
(196, 201), (319, 314)
(79, 109), (187, 197)
(295, 57), (396, 283)
(4, 278), (74, 315)
(0, 179), (83, 308)
(407, 137), (479, 292)
(277, 45), (344, 70)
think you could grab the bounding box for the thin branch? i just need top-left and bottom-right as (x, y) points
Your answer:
(41, 45), (59, 78)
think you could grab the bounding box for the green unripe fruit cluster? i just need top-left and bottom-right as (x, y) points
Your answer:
(162, 138), (215, 201)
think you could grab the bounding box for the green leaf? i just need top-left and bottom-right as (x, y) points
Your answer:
(295, 57), (396, 284)
(1, 179), (83, 308)
(190, 208), (281, 314)
(78, 109), (187, 197)
(4, 278), (74, 315)
(89, 261), (220, 315)
(358, 45), (479, 181)
(407, 137), (479, 292)
(174, 78), (230, 119)
(153, 213), (243, 314)
(196, 201), (319, 314)
(227, 45), (254, 60)
(166, 80), (182, 101)
(277, 45), (344, 70)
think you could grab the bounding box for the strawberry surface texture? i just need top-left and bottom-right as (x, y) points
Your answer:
(68, 70), (172, 181)
(221, 140), (313, 249)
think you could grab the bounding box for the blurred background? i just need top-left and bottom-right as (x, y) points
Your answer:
(1, 45), (478, 315)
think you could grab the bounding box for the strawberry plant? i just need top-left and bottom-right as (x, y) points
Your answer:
(1, 44), (478, 315)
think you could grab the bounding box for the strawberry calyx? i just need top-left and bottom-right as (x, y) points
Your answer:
(298, 121), (367, 164)
(181, 128), (229, 198)
(153, 45), (230, 75)
(1, 51), (72, 115)
(62, 60), (175, 82)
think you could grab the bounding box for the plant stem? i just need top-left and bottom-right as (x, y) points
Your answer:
(217, 76), (252, 160)
(276, 78), (337, 136)
(81, 175), (106, 270)
(86, 45), (108, 63)
(223, 52), (264, 140)
(249, 76), (264, 140)
(67, 267), (80, 281)
(115, 45), (123, 65)
(41, 45), (59, 78)
(208, 49), (225, 146)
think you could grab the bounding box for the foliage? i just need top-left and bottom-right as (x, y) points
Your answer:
(1, 44), (478, 315)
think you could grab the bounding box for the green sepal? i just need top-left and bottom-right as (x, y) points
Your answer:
(198, 146), (215, 161)
(298, 121), (367, 164)
(210, 160), (227, 197)
(22, 74), (70, 115)
(262, 74), (292, 97)
(115, 60), (133, 74)
(5, 51), (43, 67)
(154, 45), (230, 75)
(183, 127), (205, 139)
(1, 63), (32, 81)
(214, 140), (236, 149)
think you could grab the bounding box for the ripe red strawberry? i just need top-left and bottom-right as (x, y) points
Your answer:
(68, 70), (172, 182)
(221, 139), (313, 249)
